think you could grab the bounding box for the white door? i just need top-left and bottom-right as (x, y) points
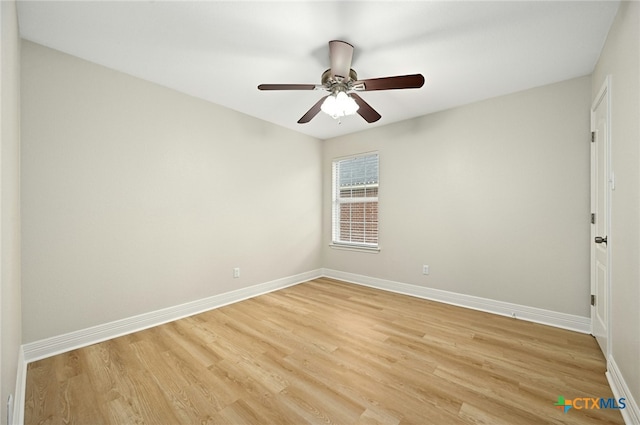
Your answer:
(590, 77), (611, 356)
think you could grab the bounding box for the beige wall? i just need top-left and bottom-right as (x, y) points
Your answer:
(1, 0), (22, 423)
(592, 0), (640, 413)
(21, 41), (322, 343)
(323, 76), (592, 317)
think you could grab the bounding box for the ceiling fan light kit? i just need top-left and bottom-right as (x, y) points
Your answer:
(321, 90), (359, 119)
(258, 40), (425, 124)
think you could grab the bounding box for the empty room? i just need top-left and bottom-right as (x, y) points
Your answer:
(1, 1), (639, 424)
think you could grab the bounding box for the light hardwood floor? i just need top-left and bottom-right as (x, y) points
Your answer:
(25, 278), (624, 424)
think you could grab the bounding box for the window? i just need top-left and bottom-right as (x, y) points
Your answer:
(331, 153), (379, 250)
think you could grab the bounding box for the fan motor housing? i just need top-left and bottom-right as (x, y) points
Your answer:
(322, 68), (358, 86)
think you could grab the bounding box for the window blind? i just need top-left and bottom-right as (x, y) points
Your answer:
(332, 153), (379, 247)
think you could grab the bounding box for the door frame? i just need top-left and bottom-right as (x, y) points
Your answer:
(590, 75), (612, 360)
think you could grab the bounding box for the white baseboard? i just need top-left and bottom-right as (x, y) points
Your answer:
(21, 268), (591, 365)
(11, 346), (26, 425)
(22, 269), (322, 363)
(607, 356), (640, 425)
(321, 269), (591, 333)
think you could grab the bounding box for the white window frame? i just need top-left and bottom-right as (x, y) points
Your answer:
(330, 152), (380, 252)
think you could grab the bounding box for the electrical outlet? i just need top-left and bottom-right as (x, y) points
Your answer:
(422, 265), (429, 275)
(233, 267), (240, 278)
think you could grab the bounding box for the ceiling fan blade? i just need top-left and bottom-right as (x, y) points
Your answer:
(329, 40), (354, 81)
(350, 93), (381, 123)
(298, 95), (329, 124)
(356, 74), (425, 91)
(258, 84), (317, 91)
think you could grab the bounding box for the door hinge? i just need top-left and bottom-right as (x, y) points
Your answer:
(591, 213), (596, 224)
(591, 131), (595, 143)
(591, 294), (596, 306)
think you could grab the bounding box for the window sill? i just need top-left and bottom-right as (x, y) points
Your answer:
(329, 243), (381, 253)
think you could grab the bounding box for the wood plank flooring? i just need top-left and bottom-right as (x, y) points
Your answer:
(25, 278), (624, 424)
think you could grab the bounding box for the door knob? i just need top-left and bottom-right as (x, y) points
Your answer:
(595, 236), (608, 244)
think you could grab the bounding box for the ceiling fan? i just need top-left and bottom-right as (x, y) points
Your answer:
(258, 40), (425, 124)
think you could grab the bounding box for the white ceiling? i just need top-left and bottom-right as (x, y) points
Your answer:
(17, 1), (620, 140)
